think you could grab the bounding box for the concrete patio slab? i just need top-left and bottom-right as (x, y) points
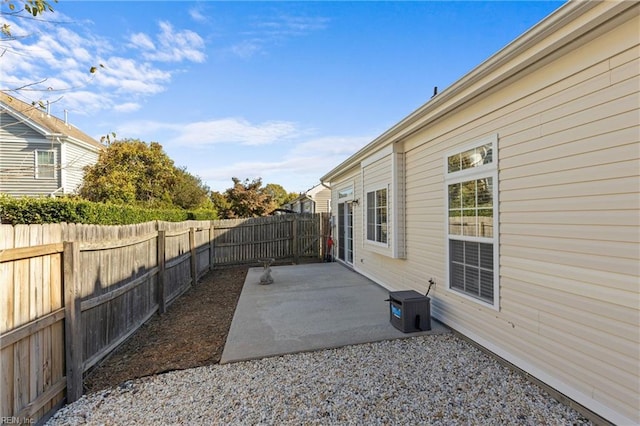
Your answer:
(220, 262), (449, 364)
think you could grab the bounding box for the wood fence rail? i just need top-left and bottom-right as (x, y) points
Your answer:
(0, 213), (329, 424)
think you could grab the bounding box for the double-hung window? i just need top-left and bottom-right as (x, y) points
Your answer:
(445, 135), (498, 308)
(35, 150), (56, 179)
(366, 187), (387, 244)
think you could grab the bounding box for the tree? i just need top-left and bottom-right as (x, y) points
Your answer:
(213, 177), (278, 219)
(79, 139), (177, 207)
(172, 167), (212, 210)
(263, 183), (299, 207)
(210, 191), (233, 218)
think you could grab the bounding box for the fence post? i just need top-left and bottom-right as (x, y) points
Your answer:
(189, 227), (197, 285)
(157, 230), (166, 314)
(292, 215), (299, 264)
(63, 241), (82, 403)
(209, 222), (215, 271)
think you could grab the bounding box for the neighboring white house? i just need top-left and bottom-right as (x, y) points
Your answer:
(321, 2), (639, 425)
(0, 92), (103, 197)
(283, 183), (331, 214)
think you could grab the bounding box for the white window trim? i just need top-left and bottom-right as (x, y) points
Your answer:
(444, 134), (499, 310)
(34, 149), (56, 179)
(365, 185), (389, 247)
(337, 183), (355, 203)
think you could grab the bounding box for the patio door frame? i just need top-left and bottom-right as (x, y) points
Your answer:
(337, 200), (354, 265)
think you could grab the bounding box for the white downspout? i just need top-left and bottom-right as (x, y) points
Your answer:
(58, 137), (67, 194)
(50, 187), (64, 197)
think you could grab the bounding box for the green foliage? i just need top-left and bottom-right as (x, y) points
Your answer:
(263, 183), (299, 207)
(24, 0), (56, 16)
(79, 139), (177, 206)
(186, 208), (218, 221)
(0, 195), (217, 225)
(212, 177), (278, 219)
(172, 167), (212, 210)
(211, 178), (301, 219)
(78, 139), (213, 212)
(210, 190), (232, 215)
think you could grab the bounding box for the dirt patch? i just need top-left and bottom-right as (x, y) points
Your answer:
(83, 266), (247, 393)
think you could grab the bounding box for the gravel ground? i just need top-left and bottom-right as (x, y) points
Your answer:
(47, 334), (591, 425)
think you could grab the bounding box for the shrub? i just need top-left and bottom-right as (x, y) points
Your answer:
(0, 196), (213, 225)
(187, 208), (218, 220)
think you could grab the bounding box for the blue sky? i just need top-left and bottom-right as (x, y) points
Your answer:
(3, 1), (564, 193)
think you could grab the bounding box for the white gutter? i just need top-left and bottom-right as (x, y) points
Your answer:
(57, 136), (66, 193)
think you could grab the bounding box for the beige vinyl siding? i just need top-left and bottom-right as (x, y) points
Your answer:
(362, 154), (392, 256)
(62, 140), (99, 194)
(0, 114), (61, 196)
(354, 150), (410, 283)
(338, 6), (638, 424)
(312, 188), (331, 213)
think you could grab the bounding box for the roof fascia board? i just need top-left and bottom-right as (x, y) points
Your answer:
(1, 103), (54, 137)
(321, 1), (631, 183)
(63, 136), (104, 153)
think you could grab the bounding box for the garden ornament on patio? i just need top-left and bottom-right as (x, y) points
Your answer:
(259, 258), (275, 285)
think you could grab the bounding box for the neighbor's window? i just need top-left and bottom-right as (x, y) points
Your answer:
(35, 150), (55, 179)
(446, 136), (498, 307)
(366, 187), (387, 244)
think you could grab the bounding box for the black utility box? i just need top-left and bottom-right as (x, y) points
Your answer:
(388, 290), (431, 332)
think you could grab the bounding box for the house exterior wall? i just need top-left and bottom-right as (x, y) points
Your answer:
(62, 139), (100, 194)
(301, 199), (313, 213)
(312, 187), (332, 213)
(0, 115), (61, 196)
(285, 185), (332, 213)
(362, 151), (394, 258)
(323, 3), (639, 424)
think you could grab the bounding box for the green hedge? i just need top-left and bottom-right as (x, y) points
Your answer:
(0, 196), (218, 225)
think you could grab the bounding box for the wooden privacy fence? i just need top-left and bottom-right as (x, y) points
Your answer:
(212, 213), (330, 265)
(0, 213), (328, 423)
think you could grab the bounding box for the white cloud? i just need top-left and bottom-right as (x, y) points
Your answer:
(129, 33), (156, 50)
(255, 15), (330, 36)
(226, 13), (329, 59)
(291, 136), (371, 157)
(195, 134), (372, 192)
(95, 57), (171, 95)
(133, 21), (206, 63)
(112, 120), (178, 138)
(189, 6), (208, 23)
(171, 118), (300, 146)
(51, 91), (107, 116)
(114, 102), (141, 113)
(71, 47), (93, 62)
(109, 115), (368, 192)
(228, 40), (263, 59)
(1, 11), (204, 115)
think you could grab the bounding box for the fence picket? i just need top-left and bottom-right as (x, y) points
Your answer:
(63, 241), (82, 404)
(0, 214), (327, 423)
